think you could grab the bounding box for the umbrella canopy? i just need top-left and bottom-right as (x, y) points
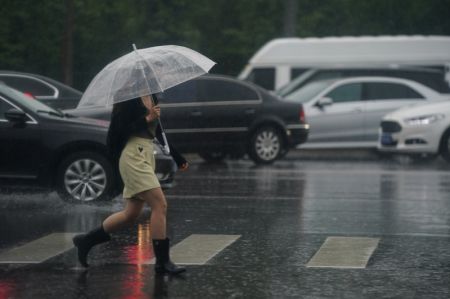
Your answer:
(77, 45), (215, 108)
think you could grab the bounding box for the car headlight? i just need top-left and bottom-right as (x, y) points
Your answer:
(404, 114), (445, 126)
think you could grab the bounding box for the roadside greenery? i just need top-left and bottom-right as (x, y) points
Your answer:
(1, 0), (449, 91)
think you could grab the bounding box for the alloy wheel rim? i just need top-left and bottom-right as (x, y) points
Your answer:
(255, 130), (280, 161)
(64, 159), (107, 201)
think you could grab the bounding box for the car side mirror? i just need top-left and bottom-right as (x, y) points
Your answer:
(316, 97), (333, 108)
(5, 108), (28, 123)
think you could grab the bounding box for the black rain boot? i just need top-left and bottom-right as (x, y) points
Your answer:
(73, 226), (111, 267)
(152, 238), (186, 275)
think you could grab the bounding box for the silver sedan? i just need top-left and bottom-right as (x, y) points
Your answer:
(284, 77), (449, 149)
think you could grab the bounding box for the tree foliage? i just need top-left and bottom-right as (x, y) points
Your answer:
(0, 0), (449, 90)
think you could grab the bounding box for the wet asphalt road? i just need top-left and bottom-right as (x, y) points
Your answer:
(0, 152), (449, 298)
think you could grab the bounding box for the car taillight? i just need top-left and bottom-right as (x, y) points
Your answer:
(299, 107), (306, 123)
(23, 92), (35, 99)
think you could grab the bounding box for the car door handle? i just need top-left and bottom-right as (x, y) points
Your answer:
(245, 108), (255, 114)
(191, 111), (202, 117)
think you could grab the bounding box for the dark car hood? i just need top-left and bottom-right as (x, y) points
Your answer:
(40, 113), (110, 130)
(64, 107), (112, 121)
(65, 115), (110, 128)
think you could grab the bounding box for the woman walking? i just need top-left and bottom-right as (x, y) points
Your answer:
(73, 94), (188, 275)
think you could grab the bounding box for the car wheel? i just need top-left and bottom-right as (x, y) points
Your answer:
(56, 151), (115, 202)
(440, 129), (450, 162)
(248, 126), (283, 164)
(199, 151), (226, 163)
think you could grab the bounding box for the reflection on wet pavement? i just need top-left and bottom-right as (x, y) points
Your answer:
(122, 223), (154, 265)
(0, 157), (449, 298)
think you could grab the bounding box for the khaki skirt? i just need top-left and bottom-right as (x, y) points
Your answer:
(119, 136), (160, 199)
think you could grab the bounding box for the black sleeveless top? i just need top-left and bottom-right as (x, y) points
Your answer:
(106, 97), (186, 167)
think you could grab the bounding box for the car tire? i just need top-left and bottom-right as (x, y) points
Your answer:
(248, 126), (284, 164)
(439, 129), (450, 162)
(56, 151), (116, 203)
(199, 151), (226, 163)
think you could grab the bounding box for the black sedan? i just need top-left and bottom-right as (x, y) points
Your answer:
(67, 74), (309, 164)
(0, 83), (176, 202)
(0, 71), (82, 110)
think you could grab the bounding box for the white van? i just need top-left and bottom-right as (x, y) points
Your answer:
(238, 36), (450, 90)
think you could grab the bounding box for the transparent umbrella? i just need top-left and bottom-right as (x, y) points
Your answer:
(78, 44), (215, 108)
(77, 44), (215, 154)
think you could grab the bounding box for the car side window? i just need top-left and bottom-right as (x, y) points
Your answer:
(0, 98), (15, 120)
(390, 71), (450, 93)
(346, 69), (376, 76)
(246, 68), (275, 90)
(197, 79), (259, 102)
(0, 76), (55, 98)
(159, 80), (198, 103)
(325, 83), (363, 103)
(363, 82), (425, 100)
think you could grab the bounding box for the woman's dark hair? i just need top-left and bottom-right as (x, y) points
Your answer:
(112, 94), (158, 115)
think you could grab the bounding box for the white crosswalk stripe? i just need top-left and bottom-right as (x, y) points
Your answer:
(0, 233), (80, 264)
(306, 236), (380, 269)
(0, 233), (241, 265)
(146, 234), (241, 265)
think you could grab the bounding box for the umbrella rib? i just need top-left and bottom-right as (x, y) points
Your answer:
(170, 45), (216, 72)
(133, 49), (164, 93)
(106, 55), (129, 105)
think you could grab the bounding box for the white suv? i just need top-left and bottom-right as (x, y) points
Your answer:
(378, 100), (450, 161)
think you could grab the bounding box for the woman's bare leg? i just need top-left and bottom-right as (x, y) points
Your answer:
(137, 187), (185, 274)
(137, 188), (167, 239)
(102, 198), (145, 233)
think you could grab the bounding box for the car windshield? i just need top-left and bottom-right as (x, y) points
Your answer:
(284, 80), (333, 103)
(275, 69), (316, 97)
(0, 83), (63, 116)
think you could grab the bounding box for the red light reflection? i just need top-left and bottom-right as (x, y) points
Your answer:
(121, 223), (155, 299)
(23, 92), (35, 99)
(0, 280), (16, 299)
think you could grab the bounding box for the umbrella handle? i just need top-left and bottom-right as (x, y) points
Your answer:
(132, 44), (169, 155)
(158, 119), (171, 155)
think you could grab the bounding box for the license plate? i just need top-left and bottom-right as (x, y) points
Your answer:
(381, 133), (394, 145)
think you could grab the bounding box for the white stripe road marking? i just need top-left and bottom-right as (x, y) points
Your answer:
(146, 234), (241, 265)
(306, 236), (380, 269)
(0, 233), (240, 265)
(0, 233), (80, 264)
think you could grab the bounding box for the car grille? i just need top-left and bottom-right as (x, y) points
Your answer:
(381, 121), (402, 133)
